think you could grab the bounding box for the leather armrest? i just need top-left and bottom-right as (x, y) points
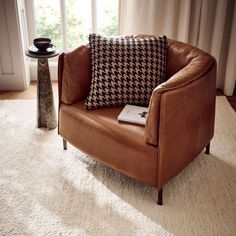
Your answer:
(145, 55), (215, 146)
(157, 61), (216, 186)
(58, 45), (92, 105)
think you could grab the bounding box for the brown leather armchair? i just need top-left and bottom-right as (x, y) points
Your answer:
(58, 38), (216, 205)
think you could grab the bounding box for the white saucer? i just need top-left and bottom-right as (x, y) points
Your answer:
(29, 45), (56, 55)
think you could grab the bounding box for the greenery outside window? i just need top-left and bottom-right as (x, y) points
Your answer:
(33, 0), (119, 51)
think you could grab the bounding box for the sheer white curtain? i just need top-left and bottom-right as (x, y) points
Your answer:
(119, 0), (236, 96)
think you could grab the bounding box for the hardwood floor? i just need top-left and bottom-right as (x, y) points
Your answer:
(0, 82), (235, 112)
(0, 81), (58, 100)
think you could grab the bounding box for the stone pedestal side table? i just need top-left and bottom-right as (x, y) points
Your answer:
(25, 49), (59, 129)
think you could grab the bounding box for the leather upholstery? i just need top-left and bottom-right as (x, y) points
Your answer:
(61, 45), (91, 104)
(59, 100), (158, 186)
(145, 39), (215, 145)
(58, 38), (216, 189)
(157, 63), (216, 186)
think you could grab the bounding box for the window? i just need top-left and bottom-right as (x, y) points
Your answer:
(34, 0), (62, 48)
(97, 0), (119, 36)
(30, 0), (119, 51)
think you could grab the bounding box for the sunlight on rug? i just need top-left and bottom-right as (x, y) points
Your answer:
(0, 97), (235, 235)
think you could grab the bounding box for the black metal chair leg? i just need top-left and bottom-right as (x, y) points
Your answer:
(157, 188), (163, 205)
(63, 138), (67, 150)
(205, 142), (210, 154)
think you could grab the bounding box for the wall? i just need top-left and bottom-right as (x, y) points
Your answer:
(0, 0), (30, 90)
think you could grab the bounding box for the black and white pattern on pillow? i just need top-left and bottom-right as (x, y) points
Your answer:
(85, 34), (167, 109)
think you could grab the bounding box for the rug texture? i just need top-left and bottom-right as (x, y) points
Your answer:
(0, 97), (235, 236)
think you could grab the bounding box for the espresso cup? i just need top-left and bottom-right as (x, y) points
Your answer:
(33, 37), (52, 51)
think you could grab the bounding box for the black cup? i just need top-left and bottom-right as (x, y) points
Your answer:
(33, 37), (52, 51)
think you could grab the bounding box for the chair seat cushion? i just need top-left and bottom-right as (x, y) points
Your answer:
(59, 100), (158, 186)
(85, 34), (167, 109)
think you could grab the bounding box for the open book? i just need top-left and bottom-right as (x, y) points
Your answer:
(118, 104), (148, 125)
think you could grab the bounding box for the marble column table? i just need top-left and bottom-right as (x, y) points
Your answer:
(25, 49), (59, 129)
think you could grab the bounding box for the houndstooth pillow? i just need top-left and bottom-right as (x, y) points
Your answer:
(85, 34), (167, 109)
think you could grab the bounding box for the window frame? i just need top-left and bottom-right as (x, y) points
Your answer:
(25, 0), (99, 52)
(24, 0), (118, 81)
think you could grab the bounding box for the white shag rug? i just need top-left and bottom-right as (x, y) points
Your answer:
(0, 97), (235, 236)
